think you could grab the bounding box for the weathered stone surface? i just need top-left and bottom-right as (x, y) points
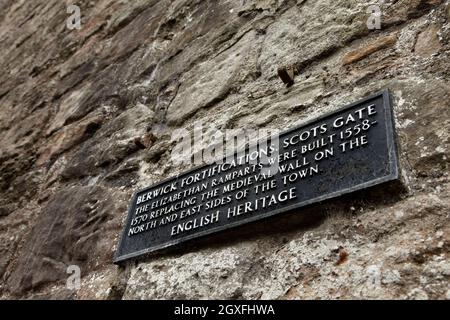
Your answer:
(383, 0), (446, 26)
(6, 185), (126, 296)
(258, 0), (368, 78)
(414, 24), (442, 56)
(124, 190), (450, 299)
(343, 34), (398, 65)
(0, 0), (449, 300)
(60, 103), (153, 180)
(36, 113), (104, 166)
(166, 30), (259, 125)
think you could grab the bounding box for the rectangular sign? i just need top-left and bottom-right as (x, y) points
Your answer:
(114, 90), (399, 263)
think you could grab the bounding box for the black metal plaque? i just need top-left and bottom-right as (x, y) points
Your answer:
(115, 90), (399, 263)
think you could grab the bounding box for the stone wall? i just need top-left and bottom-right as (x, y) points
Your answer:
(0, 0), (449, 299)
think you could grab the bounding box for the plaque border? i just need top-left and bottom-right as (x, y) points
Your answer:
(114, 89), (399, 264)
